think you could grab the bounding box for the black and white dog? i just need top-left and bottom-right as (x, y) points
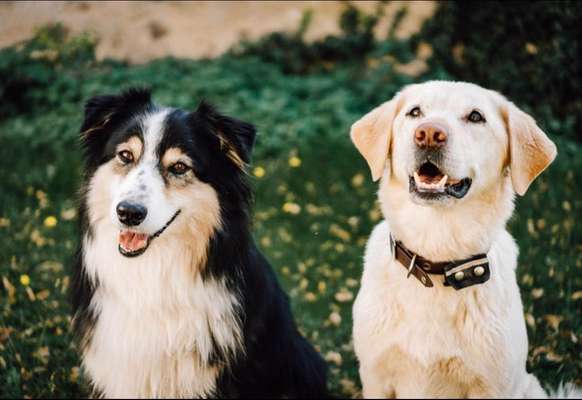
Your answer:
(71, 88), (328, 398)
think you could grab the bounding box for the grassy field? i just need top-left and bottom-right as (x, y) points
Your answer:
(1, 21), (581, 399)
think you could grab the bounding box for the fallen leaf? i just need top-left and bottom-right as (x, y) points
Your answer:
(325, 351), (343, 366)
(335, 289), (353, 303)
(525, 313), (536, 328)
(328, 311), (342, 327)
(33, 347), (50, 364)
(2, 277), (16, 303)
(531, 288), (544, 299)
(304, 292), (317, 302)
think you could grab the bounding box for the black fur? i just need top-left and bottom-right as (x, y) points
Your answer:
(71, 88), (328, 398)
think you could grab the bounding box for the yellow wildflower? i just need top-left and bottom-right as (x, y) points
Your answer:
(20, 274), (30, 286)
(44, 216), (57, 228)
(253, 166), (266, 178)
(288, 156), (302, 168)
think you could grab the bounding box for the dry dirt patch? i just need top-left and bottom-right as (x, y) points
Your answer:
(0, 1), (435, 63)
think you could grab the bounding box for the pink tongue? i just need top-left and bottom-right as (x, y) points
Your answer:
(119, 231), (149, 252)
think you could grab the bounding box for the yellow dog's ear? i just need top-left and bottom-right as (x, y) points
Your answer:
(350, 95), (401, 181)
(502, 101), (557, 196)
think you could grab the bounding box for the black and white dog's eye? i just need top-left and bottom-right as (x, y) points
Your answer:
(407, 106), (422, 118)
(169, 162), (190, 176)
(467, 110), (486, 123)
(117, 150), (134, 164)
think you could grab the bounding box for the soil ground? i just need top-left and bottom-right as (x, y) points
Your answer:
(0, 1), (435, 63)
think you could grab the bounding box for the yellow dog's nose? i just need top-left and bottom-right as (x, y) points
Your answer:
(414, 122), (448, 149)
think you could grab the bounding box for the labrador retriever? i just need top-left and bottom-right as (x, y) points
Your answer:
(350, 81), (572, 398)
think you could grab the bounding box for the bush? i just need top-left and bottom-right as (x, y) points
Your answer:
(230, 2), (392, 74)
(0, 23), (99, 119)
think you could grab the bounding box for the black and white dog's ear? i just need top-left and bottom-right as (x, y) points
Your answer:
(195, 101), (257, 167)
(80, 87), (152, 138)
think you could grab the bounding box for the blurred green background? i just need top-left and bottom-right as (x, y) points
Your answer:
(0, 1), (580, 397)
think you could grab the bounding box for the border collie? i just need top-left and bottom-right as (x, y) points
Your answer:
(71, 88), (328, 398)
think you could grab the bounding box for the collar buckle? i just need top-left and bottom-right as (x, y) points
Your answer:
(406, 254), (417, 279)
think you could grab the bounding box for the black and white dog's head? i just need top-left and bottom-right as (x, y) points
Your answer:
(80, 88), (255, 258)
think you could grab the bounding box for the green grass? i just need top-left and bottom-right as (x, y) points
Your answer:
(0, 53), (580, 398)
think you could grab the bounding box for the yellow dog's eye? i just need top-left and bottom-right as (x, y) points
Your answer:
(467, 110), (486, 123)
(407, 106), (422, 118)
(117, 150), (134, 164)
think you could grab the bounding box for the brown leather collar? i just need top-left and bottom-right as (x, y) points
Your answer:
(390, 235), (490, 290)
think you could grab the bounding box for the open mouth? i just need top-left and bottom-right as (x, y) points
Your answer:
(409, 161), (472, 199)
(117, 210), (181, 257)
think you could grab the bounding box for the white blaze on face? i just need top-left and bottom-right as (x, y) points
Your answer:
(86, 105), (223, 263)
(110, 109), (180, 246)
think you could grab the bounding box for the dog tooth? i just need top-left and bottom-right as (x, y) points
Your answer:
(438, 175), (448, 187)
(414, 171), (421, 185)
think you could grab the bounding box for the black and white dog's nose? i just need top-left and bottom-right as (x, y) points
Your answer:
(116, 201), (147, 226)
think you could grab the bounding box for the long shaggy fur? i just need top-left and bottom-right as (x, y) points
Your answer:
(71, 88), (328, 398)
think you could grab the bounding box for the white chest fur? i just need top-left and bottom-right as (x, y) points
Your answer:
(81, 226), (242, 398)
(353, 221), (533, 398)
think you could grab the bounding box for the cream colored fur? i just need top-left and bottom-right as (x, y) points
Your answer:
(351, 81), (568, 398)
